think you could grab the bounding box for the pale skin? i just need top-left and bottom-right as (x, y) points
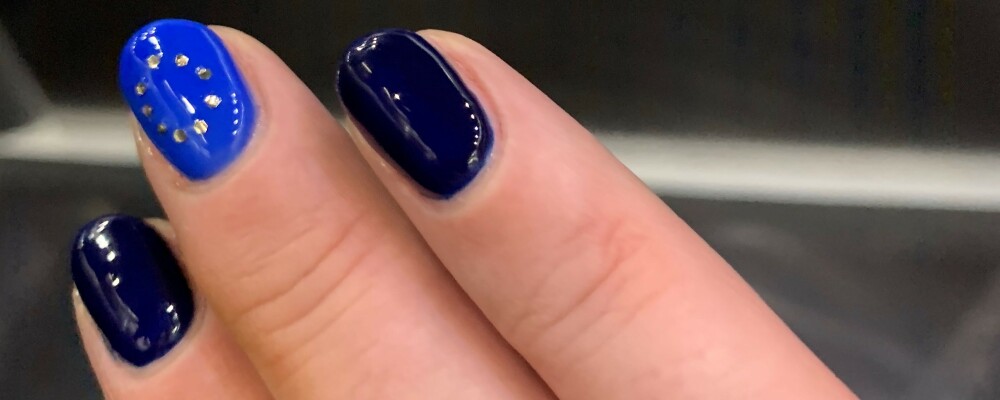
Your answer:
(74, 27), (858, 399)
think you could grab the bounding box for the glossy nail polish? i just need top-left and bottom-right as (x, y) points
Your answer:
(71, 215), (194, 367)
(337, 29), (492, 198)
(119, 19), (256, 180)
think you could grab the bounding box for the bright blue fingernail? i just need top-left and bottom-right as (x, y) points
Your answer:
(118, 19), (256, 180)
(337, 29), (492, 198)
(71, 215), (194, 367)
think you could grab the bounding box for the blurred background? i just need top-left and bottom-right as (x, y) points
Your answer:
(1, 1), (998, 399)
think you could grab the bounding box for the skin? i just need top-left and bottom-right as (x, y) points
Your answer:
(74, 27), (857, 399)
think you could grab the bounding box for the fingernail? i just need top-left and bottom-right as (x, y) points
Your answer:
(337, 29), (492, 198)
(119, 19), (256, 180)
(71, 215), (194, 367)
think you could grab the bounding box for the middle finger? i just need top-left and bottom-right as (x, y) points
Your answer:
(122, 20), (550, 399)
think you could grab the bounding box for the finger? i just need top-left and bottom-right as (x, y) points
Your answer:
(120, 20), (551, 398)
(337, 29), (856, 399)
(71, 215), (270, 399)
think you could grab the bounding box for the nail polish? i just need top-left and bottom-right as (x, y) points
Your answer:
(119, 19), (256, 180)
(337, 29), (492, 198)
(71, 215), (194, 367)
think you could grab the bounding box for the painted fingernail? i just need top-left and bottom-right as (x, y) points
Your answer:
(337, 29), (492, 198)
(119, 19), (256, 180)
(71, 215), (194, 367)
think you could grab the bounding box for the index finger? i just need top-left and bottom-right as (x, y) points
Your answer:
(336, 29), (857, 399)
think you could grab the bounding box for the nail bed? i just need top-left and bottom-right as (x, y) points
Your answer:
(71, 215), (194, 367)
(337, 29), (492, 198)
(119, 19), (255, 180)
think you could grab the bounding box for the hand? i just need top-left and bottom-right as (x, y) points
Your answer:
(70, 20), (856, 399)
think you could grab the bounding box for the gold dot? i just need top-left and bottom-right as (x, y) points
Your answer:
(135, 82), (146, 96)
(204, 95), (222, 109)
(173, 129), (187, 143)
(141, 105), (152, 117)
(146, 54), (161, 69)
(193, 119), (208, 135)
(174, 54), (189, 67)
(195, 67), (212, 80)
(156, 123), (167, 133)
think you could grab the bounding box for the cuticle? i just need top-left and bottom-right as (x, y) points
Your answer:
(165, 50), (268, 193)
(116, 292), (202, 374)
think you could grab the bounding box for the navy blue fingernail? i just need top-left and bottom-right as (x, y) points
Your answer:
(71, 215), (194, 367)
(119, 19), (256, 180)
(337, 29), (492, 198)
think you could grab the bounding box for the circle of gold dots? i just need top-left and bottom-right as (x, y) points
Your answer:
(195, 67), (212, 80)
(137, 54), (222, 145)
(204, 95), (222, 109)
(193, 119), (208, 135)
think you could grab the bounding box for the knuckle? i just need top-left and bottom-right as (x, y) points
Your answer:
(510, 211), (659, 365)
(206, 198), (377, 346)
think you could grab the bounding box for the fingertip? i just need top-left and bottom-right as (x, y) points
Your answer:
(207, 24), (279, 68)
(119, 19), (258, 181)
(142, 217), (177, 241)
(69, 216), (270, 398)
(415, 29), (487, 53)
(70, 215), (194, 367)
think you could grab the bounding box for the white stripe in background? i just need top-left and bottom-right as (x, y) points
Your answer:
(601, 132), (1000, 211)
(0, 108), (135, 166)
(2, 109), (1000, 212)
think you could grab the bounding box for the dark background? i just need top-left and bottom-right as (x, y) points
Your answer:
(3, 0), (992, 145)
(2, 1), (999, 399)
